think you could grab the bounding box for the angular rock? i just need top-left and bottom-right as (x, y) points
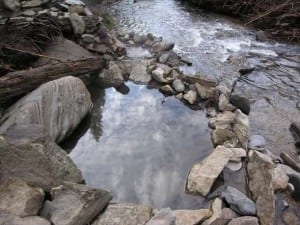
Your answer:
(195, 83), (216, 100)
(230, 95), (250, 115)
(130, 61), (151, 84)
(93, 203), (152, 225)
(146, 208), (175, 225)
(0, 137), (83, 191)
(40, 182), (112, 225)
(221, 186), (256, 216)
(0, 179), (44, 217)
(227, 216), (259, 225)
(151, 64), (173, 83)
(273, 166), (289, 191)
(208, 111), (235, 129)
(0, 211), (50, 225)
(247, 151), (275, 225)
(183, 90), (197, 105)
(211, 128), (239, 148)
(70, 13), (85, 35)
(210, 208), (238, 225)
(3, 0), (20, 10)
(98, 61), (124, 87)
(159, 85), (175, 96)
(248, 135), (266, 149)
(0, 77), (92, 143)
(218, 93), (229, 111)
(202, 198), (223, 225)
(280, 152), (300, 172)
(186, 146), (232, 196)
(172, 79), (185, 92)
(151, 41), (175, 53)
(175, 209), (211, 225)
(233, 109), (249, 149)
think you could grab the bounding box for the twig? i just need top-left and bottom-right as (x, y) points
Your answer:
(0, 45), (64, 62)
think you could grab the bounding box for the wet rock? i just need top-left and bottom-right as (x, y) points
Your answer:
(174, 209), (211, 225)
(0, 77), (92, 143)
(146, 208), (175, 225)
(164, 51), (182, 67)
(172, 79), (185, 92)
(202, 198), (222, 225)
(93, 203), (152, 225)
(211, 128), (239, 148)
(208, 111), (235, 129)
(230, 95), (250, 115)
(221, 186), (256, 216)
(256, 30), (267, 42)
(282, 209), (300, 225)
(0, 211), (50, 225)
(183, 90), (197, 104)
(218, 93), (229, 112)
(247, 151), (275, 225)
(273, 166), (289, 191)
(195, 83), (216, 100)
(98, 61), (124, 87)
(210, 208), (238, 225)
(3, 0), (20, 10)
(151, 41), (175, 53)
(186, 146), (233, 196)
(81, 33), (95, 43)
(70, 13), (85, 35)
(227, 216), (259, 225)
(248, 135), (266, 149)
(0, 179), (44, 217)
(159, 85), (175, 96)
(0, 137), (83, 191)
(40, 182), (112, 225)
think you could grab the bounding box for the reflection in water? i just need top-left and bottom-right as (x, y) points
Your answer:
(70, 82), (213, 209)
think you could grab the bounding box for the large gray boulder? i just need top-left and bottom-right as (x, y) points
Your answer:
(40, 182), (112, 225)
(0, 211), (50, 225)
(0, 76), (92, 143)
(0, 136), (83, 191)
(0, 178), (44, 217)
(93, 203), (153, 225)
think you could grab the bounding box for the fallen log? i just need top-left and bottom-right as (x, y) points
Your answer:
(0, 57), (104, 101)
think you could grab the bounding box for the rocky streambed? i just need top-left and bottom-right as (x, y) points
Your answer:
(0, 0), (300, 225)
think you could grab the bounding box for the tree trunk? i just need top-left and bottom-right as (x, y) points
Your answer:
(0, 57), (104, 101)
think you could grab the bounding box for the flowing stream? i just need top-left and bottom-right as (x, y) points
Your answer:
(66, 0), (300, 209)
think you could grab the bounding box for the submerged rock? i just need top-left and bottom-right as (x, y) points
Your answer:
(221, 186), (256, 216)
(93, 203), (152, 225)
(0, 179), (44, 217)
(0, 137), (83, 191)
(40, 182), (112, 225)
(0, 76), (92, 143)
(145, 208), (175, 225)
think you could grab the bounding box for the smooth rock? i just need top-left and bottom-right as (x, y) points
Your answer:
(210, 208), (238, 225)
(172, 79), (185, 92)
(273, 166), (289, 191)
(247, 151), (275, 225)
(93, 203), (152, 225)
(195, 83), (216, 100)
(183, 90), (197, 105)
(40, 182), (112, 225)
(98, 61), (124, 87)
(211, 128), (239, 148)
(22, 10), (36, 16)
(174, 209), (211, 225)
(221, 186), (256, 216)
(202, 198), (223, 225)
(69, 13), (85, 35)
(0, 77), (92, 143)
(186, 146), (232, 196)
(151, 41), (175, 53)
(248, 135), (266, 149)
(146, 208), (175, 225)
(0, 137), (82, 191)
(0, 211), (50, 225)
(159, 85), (175, 96)
(230, 95), (250, 115)
(81, 33), (95, 43)
(226, 162), (243, 171)
(208, 111), (235, 129)
(3, 0), (20, 10)
(218, 93), (229, 111)
(0, 179), (44, 217)
(227, 216), (259, 225)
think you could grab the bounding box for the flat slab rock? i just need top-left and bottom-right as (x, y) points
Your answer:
(0, 137), (82, 191)
(92, 203), (153, 225)
(0, 178), (44, 217)
(40, 182), (112, 225)
(186, 146), (246, 196)
(0, 76), (92, 143)
(0, 211), (50, 225)
(175, 209), (212, 225)
(227, 216), (259, 225)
